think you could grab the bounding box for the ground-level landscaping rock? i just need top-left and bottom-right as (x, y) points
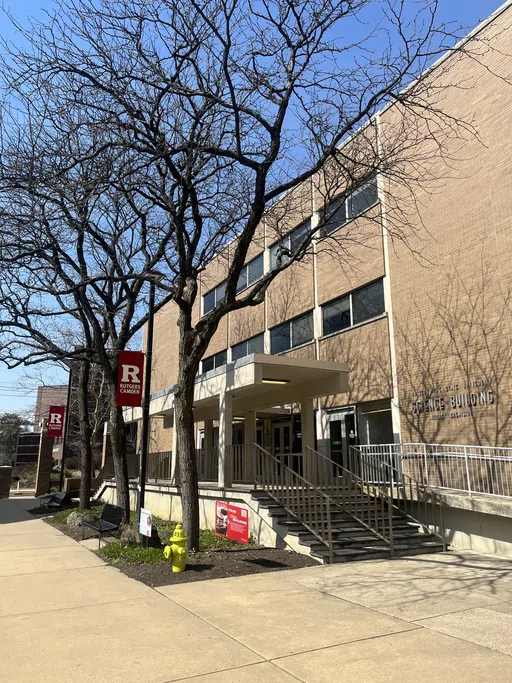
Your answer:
(66, 511), (95, 527)
(120, 524), (141, 546)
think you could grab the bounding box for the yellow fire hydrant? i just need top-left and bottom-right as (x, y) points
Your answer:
(163, 523), (187, 572)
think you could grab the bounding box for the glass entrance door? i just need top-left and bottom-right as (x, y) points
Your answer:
(272, 421), (292, 468)
(328, 410), (357, 470)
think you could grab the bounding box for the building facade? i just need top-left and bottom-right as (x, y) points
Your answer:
(140, 4), (512, 470)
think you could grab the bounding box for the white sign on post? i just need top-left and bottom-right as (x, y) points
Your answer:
(139, 508), (152, 537)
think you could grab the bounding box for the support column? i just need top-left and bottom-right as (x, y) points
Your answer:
(218, 390), (233, 488)
(204, 419), (214, 451)
(35, 429), (54, 497)
(301, 398), (316, 484)
(244, 410), (257, 481)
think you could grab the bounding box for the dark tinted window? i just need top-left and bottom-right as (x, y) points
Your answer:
(352, 280), (385, 325)
(322, 296), (350, 335)
(203, 281), (226, 313)
(203, 290), (216, 314)
(290, 220), (310, 252)
(232, 333), (265, 361)
(202, 356), (214, 373)
(348, 177), (378, 218)
(202, 349), (227, 373)
(236, 254), (264, 293)
(323, 196), (347, 235)
(270, 323), (291, 354)
(248, 254), (264, 285)
(292, 312), (314, 346)
(247, 333), (265, 354)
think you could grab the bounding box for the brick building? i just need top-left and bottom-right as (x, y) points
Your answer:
(126, 3), (512, 479)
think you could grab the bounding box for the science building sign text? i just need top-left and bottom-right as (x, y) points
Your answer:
(411, 378), (495, 421)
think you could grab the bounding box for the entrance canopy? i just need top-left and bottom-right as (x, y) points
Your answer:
(124, 353), (349, 424)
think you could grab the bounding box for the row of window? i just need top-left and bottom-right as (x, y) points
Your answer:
(202, 177), (378, 315)
(202, 279), (385, 370)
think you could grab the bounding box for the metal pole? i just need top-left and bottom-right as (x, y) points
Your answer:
(59, 367), (73, 492)
(138, 280), (155, 525)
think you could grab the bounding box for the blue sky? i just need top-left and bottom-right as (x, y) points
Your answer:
(0, 0), (506, 416)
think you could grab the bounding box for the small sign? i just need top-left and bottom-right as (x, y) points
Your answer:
(215, 501), (249, 544)
(116, 350), (145, 407)
(47, 406), (65, 438)
(139, 508), (152, 537)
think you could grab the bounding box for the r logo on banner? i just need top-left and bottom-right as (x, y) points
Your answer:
(116, 350), (145, 407)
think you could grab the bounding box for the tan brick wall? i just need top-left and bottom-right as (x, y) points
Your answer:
(319, 317), (392, 409)
(315, 208), (384, 305)
(385, 10), (512, 446)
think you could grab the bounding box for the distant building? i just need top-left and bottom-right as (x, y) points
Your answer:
(34, 385), (68, 432)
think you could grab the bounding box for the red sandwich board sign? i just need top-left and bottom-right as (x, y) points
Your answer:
(116, 350), (145, 407)
(47, 406), (65, 438)
(215, 501), (249, 544)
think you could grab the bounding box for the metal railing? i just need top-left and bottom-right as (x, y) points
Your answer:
(196, 447), (218, 482)
(305, 446), (394, 550)
(252, 444), (335, 563)
(147, 451), (173, 482)
(349, 446), (446, 549)
(356, 443), (512, 498)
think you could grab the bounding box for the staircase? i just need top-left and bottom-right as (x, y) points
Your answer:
(251, 444), (446, 564)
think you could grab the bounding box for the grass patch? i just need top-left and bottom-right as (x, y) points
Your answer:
(100, 541), (166, 565)
(48, 504), (103, 526)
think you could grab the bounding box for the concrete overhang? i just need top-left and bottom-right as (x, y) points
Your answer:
(124, 353), (349, 424)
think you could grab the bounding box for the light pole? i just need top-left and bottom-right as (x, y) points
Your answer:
(138, 272), (164, 540)
(59, 366), (73, 493)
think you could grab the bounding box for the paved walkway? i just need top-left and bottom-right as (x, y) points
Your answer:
(1, 497), (512, 682)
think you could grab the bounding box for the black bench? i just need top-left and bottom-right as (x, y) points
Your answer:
(40, 492), (72, 511)
(82, 503), (124, 548)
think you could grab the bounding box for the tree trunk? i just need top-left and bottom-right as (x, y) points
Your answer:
(77, 361), (93, 509)
(175, 370), (200, 551)
(107, 380), (130, 521)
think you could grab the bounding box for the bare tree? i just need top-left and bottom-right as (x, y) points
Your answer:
(1, 0), (491, 548)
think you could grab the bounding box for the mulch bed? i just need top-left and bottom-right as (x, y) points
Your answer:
(41, 513), (318, 586)
(108, 547), (318, 587)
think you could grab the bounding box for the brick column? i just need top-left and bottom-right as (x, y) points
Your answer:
(35, 430), (55, 497)
(0, 466), (12, 499)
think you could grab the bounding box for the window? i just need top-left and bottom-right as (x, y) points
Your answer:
(231, 333), (265, 361)
(322, 177), (378, 236)
(322, 295), (351, 335)
(352, 279), (385, 325)
(270, 219), (311, 269)
(203, 281), (226, 314)
(236, 253), (264, 293)
(270, 311), (314, 354)
(201, 349), (227, 373)
(348, 177), (378, 218)
(321, 279), (385, 336)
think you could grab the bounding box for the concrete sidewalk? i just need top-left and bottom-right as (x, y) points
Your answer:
(1, 498), (512, 682)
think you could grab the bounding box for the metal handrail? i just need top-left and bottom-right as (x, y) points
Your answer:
(305, 446), (394, 552)
(349, 446), (446, 550)
(357, 443), (512, 498)
(251, 444), (335, 563)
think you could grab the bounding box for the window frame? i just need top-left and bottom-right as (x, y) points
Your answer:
(202, 280), (226, 315)
(321, 176), (378, 237)
(321, 278), (385, 338)
(270, 218), (312, 269)
(201, 349), (228, 374)
(236, 252), (265, 294)
(231, 332), (265, 361)
(270, 310), (314, 354)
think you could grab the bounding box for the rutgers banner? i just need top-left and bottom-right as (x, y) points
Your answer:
(47, 406), (65, 438)
(116, 350), (145, 407)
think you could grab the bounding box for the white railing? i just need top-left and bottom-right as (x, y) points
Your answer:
(355, 443), (512, 498)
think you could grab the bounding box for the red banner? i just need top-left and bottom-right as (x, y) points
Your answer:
(215, 501), (249, 544)
(47, 406), (65, 438)
(116, 350), (145, 407)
